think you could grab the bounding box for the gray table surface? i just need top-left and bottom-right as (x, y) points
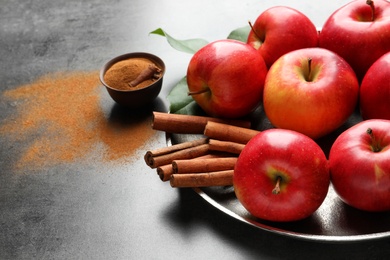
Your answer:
(1, 0), (389, 259)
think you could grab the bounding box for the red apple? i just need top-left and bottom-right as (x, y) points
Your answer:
(263, 47), (359, 140)
(360, 52), (390, 120)
(247, 6), (318, 68)
(329, 119), (390, 212)
(186, 39), (268, 119)
(319, 0), (390, 81)
(233, 128), (330, 222)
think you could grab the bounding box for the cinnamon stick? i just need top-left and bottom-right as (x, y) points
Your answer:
(152, 111), (251, 134)
(204, 121), (259, 144)
(145, 143), (209, 168)
(208, 139), (245, 155)
(129, 64), (161, 87)
(172, 157), (237, 174)
(194, 152), (236, 159)
(170, 170), (234, 188)
(156, 164), (174, 182)
(144, 137), (208, 163)
(157, 153), (233, 182)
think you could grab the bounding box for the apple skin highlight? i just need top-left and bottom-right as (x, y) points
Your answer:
(247, 5), (318, 68)
(359, 52), (390, 120)
(186, 39), (268, 119)
(233, 128), (330, 222)
(263, 47), (359, 140)
(319, 0), (390, 81)
(329, 119), (390, 212)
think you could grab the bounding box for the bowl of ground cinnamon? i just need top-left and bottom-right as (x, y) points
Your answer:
(100, 52), (165, 107)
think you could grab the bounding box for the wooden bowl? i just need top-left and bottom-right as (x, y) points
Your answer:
(100, 52), (165, 107)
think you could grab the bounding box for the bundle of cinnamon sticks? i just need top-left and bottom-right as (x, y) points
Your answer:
(144, 112), (260, 188)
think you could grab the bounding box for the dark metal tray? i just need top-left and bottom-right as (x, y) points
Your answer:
(169, 107), (390, 242)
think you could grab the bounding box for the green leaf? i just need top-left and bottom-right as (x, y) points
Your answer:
(227, 25), (251, 42)
(167, 76), (193, 113)
(150, 28), (209, 54)
(175, 101), (206, 116)
(167, 76), (205, 115)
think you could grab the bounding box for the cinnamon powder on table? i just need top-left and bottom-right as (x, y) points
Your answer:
(0, 71), (157, 171)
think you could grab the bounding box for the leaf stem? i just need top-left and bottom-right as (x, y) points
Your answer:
(248, 20), (262, 40)
(306, 58), (313, 82)
(272, 176), (282, 194)
(188, 88), (210, 96)
(367, 128), (382, 152)
(366, 0), (375, 21)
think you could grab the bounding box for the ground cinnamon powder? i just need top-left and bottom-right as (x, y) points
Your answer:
(0, 71), (157, 170)
(104, 58), (161, 90)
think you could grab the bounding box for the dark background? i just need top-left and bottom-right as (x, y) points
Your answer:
(1, 1), (389, 259)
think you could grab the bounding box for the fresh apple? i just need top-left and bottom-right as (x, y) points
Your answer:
(360, 52), (390, 120)
(186, 39), (268, 119)
(247, 6), (318, 68)
(329, 119), (390, 212)
(233, 128), (330, 222)
(263, 47), (359, 140)
(319, 0), (390, 81)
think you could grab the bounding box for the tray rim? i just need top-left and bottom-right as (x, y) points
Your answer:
(166, 131), (390, 243)
(193, 187), (390, 243)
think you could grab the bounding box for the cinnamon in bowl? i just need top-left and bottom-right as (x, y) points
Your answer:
(100, 52), (165, 107)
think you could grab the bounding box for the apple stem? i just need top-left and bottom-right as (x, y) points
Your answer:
(248, 20), (262, 40)
(306, 58), (313, 82)
(366, 128), (382, 152)
(188, 88), (210, 96)
(366, 0), (375, 21)
(272, 176), (282, 195)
